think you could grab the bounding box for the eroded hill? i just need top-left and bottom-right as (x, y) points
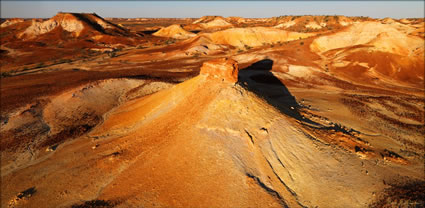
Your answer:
(1, 13), (424, 208)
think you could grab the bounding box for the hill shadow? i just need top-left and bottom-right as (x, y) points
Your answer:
(140, 30), (159, 35)
(72, 13), (106, 34)
(238, 59), (319, 126)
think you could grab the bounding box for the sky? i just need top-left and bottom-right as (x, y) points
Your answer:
(1, 1), (424, 19)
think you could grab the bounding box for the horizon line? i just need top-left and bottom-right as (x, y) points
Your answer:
(2, 12), (424, 19)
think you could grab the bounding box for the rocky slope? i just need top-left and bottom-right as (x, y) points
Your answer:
(18, 12), (129, 39)
(311, 21), (424, 87)
(1, 59), (423, 208)
(0, 18), (25, 28)
(205, 27), (315, 48)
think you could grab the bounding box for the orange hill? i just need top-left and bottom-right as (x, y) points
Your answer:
(153, 24), (196, 39)
(18, 12), (130, 39)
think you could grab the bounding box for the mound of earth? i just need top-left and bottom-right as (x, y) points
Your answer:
(226, 16), (246, 24)
(399, 18), (411, 24)
(273, 15), (358, 32)
(200, 16), (233, 29)
(153, 24), (196, 39)
(175, 35), (230, 56)
(1, 18), (25, 28)
(310, 21), (423, 54)
(310, 21), (424, 87)
(381, 17), (396, 24)
(18, 12), (129, 39)
(206, 27), (315, 48)
(193, 15), (223, 24)
(0, 13), (146, 71)
(187, 16), (234, 31)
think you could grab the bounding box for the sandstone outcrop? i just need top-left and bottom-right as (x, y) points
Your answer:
(200, 58), (239, 83)
(153, 24), (195, 39)
(193, 15), (221, 24)
(18, 13), (85, 38)
(18, 12), (128, 39)
(0, 18), (24, 28)
(200, 16), (233, 29)
(206, 27), (315, 48)
(310, 21), (424, 54)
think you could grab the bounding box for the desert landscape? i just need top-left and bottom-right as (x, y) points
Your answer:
(0, 8), (424, 208)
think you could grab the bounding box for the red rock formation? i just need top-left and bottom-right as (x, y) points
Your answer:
(200, 58), (239, 83)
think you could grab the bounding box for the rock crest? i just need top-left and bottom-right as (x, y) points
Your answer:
(200, 58), (239, 83)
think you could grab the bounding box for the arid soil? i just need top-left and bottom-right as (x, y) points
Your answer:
(1, 13), (424, 208)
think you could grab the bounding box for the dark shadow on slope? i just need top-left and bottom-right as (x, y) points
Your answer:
(72, 199), (119, 208)
(72, 13), (107, 34)
(239, 59), (370, 137)
(238, 59), (319, 126)
(368, 180), (425, 208)
(72, 13), (129, 36)
(139, 30), (159, 35)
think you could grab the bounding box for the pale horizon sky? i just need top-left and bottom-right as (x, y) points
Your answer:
(1, 1), (424, 19)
